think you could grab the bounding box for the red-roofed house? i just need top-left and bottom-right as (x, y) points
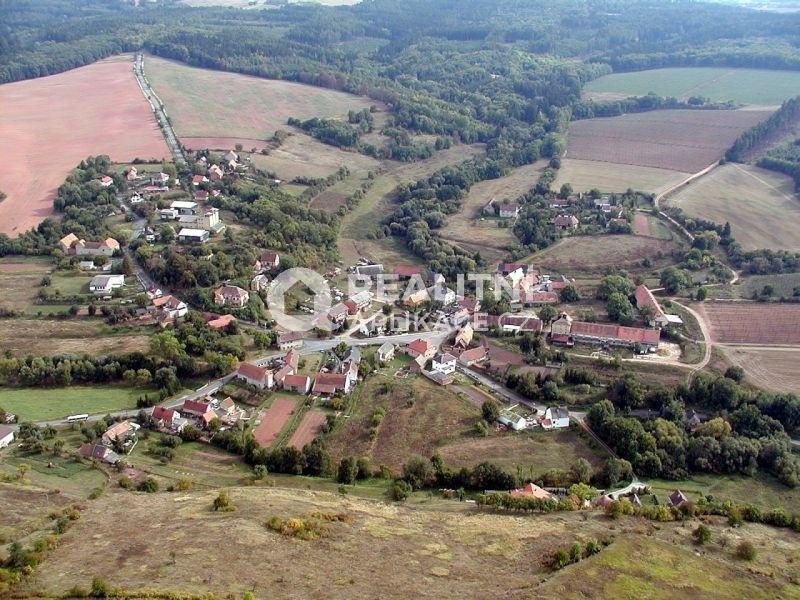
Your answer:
(182, 399), (211, 417)
(458, 346), (488, 367)
(312, 372), (351, 396)
(284, 349), (300, 370)
(278, 331), (304, 351)
(205, 314), (237, 330)
(213, 285), (249, 308)
(151, 406), (179, 429)
(99, 175), (114, 187)
(192, 174), (209, 186)
(273, 364), (294, 387)
(520, 290), (559, 306)
(282, 374), (311, 394)
(256, 251), (280, 272)
(552, 214), (579, 230)
(406, 338), (436, 361)
(510, 482), (553, 500)
(237, 362), (273, 389)
(569, 320), (660, 352)
(394, 265), (422, 279)
(633, 284), (680, 328)
(152, 295), (188, 319)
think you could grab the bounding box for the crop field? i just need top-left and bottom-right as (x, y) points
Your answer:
(0, 385), (148, 422)
(288, 409), (326, 450)
(528, 234), (678, 275)
(248, 133), (380, 181)
(698, 302), (800, 344)
(253, 396), (297, 447)
(554, 158), (690, 195)
(439, 162), (545, 263)
(720, 345), (800, 395)
(584, 67), (800, 106)
(566, 109), (771, 173)
(666, 163), (800, 251)
(0, 55), (168, 236)
(0, 318), (149, 356)
(145, 55), (377, 148)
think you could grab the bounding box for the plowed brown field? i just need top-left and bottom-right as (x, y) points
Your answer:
(700, 302), (800, 344)
(288, 409), (326, 450)
(253, 397), (297, 447)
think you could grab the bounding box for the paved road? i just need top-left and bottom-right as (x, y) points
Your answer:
(134, 53), (186, 167)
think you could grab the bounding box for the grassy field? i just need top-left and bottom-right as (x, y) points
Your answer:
(724, 272), (800, 299)
(145, 55), (376, 146)
(0, 385), (148, 421)
(585, 67), (800, 106)
(0, 318), (149, 356)
(566, 109), (771, 173)
(525, 234), (679, 276)
(247, 133), (380, 181)
(0, 257), (53, 311)
(554, 158), (689, 194)
(720, 345), (800, 395)
(666, 163), (800, 251)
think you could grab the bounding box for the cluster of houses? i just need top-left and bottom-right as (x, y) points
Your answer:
(78, 419), (141, 465)
(158, 199), (225, 244)
(58, 233), (120, 257)
(547, 192), (629, 232)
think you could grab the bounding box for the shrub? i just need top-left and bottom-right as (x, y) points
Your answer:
(137, 477), (159, 493)
(736, 541), (757, 561)
(389, 479), (412, 502)
(693, 524), (711, 545)
(118, 476), (132, 489)
(212, 489), (234, 512)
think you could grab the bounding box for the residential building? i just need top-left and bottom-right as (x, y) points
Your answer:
(278, 331), (304, 351)
(427, 284), (456, 306)
(177, 228), (210, 244)
(0, 425), (15, 449)
(284, 349), (300, 370)
(78, 260), (112, 272)
(58, 233), (80, 253)
(510, 482), (553, 500)
(377, 342), (395, 362)
(256, 251), (280, 272)
(552, 214), (579, 230)
(209, 164), (224, 181)
(171, 200), (199, 215)
(458, 346), (488, 367)
(250, 274), (269, 292)
(125, 166), (138, 181)
(282, 374), (312, 395)
(498, 262), (526, 278)
(99, 175), (114, 187)
(423, 370), (454, 386)
(78, 443), (119, 465)
(541, 407), (569, 430)
(520, 290), (559, 305)
(222, 150), (239, 163)
(101, 420), (137, 446)
(151, 406), (181, 430)
(431, 352), (457, 375)
(404, 288), (430, 308)
(213, 285), (249, 308)
(237, 362), (273, 389)
(454, 323), (474, 348)
(499, 413), (527, 431)
(89, 274), (125, 294)
(354, 264), (384, 278)
(191, 174), (208, 186)
(406, 338), (437, 361)
(345, 290), (372, 314)
(152, 295), (188, 319)
(550, 313), (573, 337)
(328, 302), (350, 325)
(312, 372), (352, 396)
(64, 236), (120, 257)
(273, 364), (293, 387)
(633, 284), (683, 328)
(394, 265), (421, 279)
(498, 203), (519, 218)
(205, 314), (237, 330)
(182, 399), (211, 418)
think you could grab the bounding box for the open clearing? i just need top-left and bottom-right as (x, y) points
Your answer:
(439, 162), (545, 263)
(666, 163), (800, 251)
(698, 302), (800, 344)
(145, 55), (376, 148)
(0, 385), (148, 421)
(0, 258), (53, 311)
(248, 133), (380, 181)
(554, 158), (689, 194)
(288, 409), (326, 450)
(528, 234), (678, 275)
(566, 109), (771, 173)
(0, 318), (149, 357)
(720, 345), (800, 395)
(253, 397), (297, 447)
(0, 55), (168, 236)
(584, 67), (800, 106)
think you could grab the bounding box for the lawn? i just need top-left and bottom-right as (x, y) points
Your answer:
(554, 158), (689, 195)
(667, 163), (800, 251)
(0, 385), (149, 421)
(585, 67), (800, 105)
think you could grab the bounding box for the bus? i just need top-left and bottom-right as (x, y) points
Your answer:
(66, 414), (89, 423)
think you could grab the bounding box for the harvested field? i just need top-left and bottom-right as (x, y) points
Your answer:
(721, 345), (800, 395)
(249, 134), (380, 181)
(0, 258), (53, 311)
(566, 109), (771, 173)
(253, 397), (297, 447)
(0, 318), (149, 357)
(633, 212), (649, 236)
(0, 55), (168, 236)
(632, 212), (672, 239)
(528, 234), (678, 274)
(666, 163), (800, 251)
(437, 428), (603, 473)
(554, 158), (690, 194)
(439, 162), (544, 262)
(145, 55), (377, 145)
(698, 302), (800, 344)
(487, 342), (525, 368)
(584, 67), (800, 106)
(452, 385), (495, 407)
(288, 409), (326, 450)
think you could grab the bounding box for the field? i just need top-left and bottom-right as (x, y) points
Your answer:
(145, 55), (376, 149)
(0, 257), (53, 312)
(0, 318), (149, 356)
(724, 272), (800, 300)
(566, 109), (771, 173)
(666, 163), (800, 251)
(0, 385), (148, 421)
(0, 55), (169, 236)
(252, 397), (298, 447)
(288, 409), (326, 450)
(247, 133), (380, 181)
(439, 162), (545, 264)
(554, 158), (690, 195)
(698, 301), (800, 344)
(584, 67), (800, 106)
(527, 234), (678, 275)
(720, 345), (800, 395)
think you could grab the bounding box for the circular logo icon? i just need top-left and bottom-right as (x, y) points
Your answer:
(266, 267), (332, 332)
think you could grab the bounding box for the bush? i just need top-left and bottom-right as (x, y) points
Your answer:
(693, 524), (711, 545)
(118, 476), (131, 489)
(212, 489), (234, 512)
(389, 479), (412, 502)
(736, 541), (757, 561)
(137, 477), (159, 493)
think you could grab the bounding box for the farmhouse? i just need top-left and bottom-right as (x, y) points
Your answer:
(454, 323), (474, 348)
(562, 320), (660, 352)
(634, 284), (683, 328)
(431, 352), (457, 375)
(182, 399), (211, 418)
(78, 443), (119, 465)
(58, 233), (80, 252)
(236, 362), (273, 389)
(177, 228), (209, 244)
(552, 215), (579, 230)
(152, 295), (188, 319)
(458, 346), (488, 367)
(377, 342), (396, 362)
(213, 285), (249, 307)
(282, 374), (312, 394)
(404, 288), (430, 308)
(406, 338), (437, 361)
(89, 274), (125, 294)
(510, 482), (553, 500)
(312, 372), (352, 396)
(0, 425), (15, 449)
(345, 290), (372, 314)
(498, 203), (520, 218)
(256, 251), (280, 272)
(541, 406), (570, 430)
(101, 420), (138, 446)
(278, 331), (304, 351)
(151, 406), (183, 431)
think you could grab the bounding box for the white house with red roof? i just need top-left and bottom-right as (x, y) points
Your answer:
(282, 374), (311, 394)
(312, 372), (352, 396)
(182, 399), (212, 417)
(236, 362), (273, 389)
(213, 285), (249, 308)
(634, 284), (682, 329)
(457, 346), (488, 367)
(405, 338), (436, 361)
(541, 406), (570, 430)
